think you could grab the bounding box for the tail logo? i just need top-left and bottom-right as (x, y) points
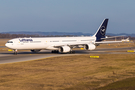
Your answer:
(100, 26), (106, 35)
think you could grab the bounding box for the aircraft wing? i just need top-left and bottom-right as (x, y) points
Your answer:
(53, 38), (129, 48)
(101, 35), (126, 40)
(95, 41), (122, 44)
(53, 42), (92, 48)
(95, 38), (129, 44)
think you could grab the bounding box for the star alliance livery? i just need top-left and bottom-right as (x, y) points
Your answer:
(5, 19), (126, 54)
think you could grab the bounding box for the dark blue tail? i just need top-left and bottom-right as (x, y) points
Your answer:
(93, 19), (108, 41)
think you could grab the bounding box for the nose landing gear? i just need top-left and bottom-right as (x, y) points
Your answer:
(13, 49), (18, 55)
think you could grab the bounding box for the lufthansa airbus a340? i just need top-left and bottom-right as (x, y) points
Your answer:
(5, 19), (126, 54)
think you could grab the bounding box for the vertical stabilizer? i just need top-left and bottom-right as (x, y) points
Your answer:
(93, 19), (108, 41)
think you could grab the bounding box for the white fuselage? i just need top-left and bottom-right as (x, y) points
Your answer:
(5, 36), (96, 50)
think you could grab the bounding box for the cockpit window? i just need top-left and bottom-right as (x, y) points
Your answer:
(7, 41), (13, 43)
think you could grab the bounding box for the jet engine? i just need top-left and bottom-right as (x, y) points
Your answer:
(59, 46), (71, 53)
(84, 44), (96, 50)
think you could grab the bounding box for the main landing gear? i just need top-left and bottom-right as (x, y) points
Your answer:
(51, 50), (75, 54)
(51, 50), (59, 53)
(69, 51), (75, 54)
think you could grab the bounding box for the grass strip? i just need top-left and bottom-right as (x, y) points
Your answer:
(0, 54), (135, 90)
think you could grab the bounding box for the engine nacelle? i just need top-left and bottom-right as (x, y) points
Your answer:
(59, 46), (71, 53)
(84, 44), (96, 50)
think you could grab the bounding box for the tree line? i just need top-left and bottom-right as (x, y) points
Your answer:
(0, 33), (76, 39)
(0, 33), (42, 38)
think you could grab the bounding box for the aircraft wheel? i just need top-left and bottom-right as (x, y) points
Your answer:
(69, 51), (75, 54)
(14, 49), (18, 55)
(52, 50), (59, 53)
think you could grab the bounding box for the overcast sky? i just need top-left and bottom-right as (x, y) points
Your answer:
(0, 0), (135, 34)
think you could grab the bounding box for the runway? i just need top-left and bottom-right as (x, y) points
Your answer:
(0, 47), (135, 64)
(0, 46), (6, 48)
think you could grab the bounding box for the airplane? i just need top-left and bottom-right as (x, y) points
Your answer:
(5, 18), (127, 54)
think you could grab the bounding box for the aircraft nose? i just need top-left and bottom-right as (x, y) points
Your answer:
(5, 43), (11, 48)
(5, 43), (9, 47)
